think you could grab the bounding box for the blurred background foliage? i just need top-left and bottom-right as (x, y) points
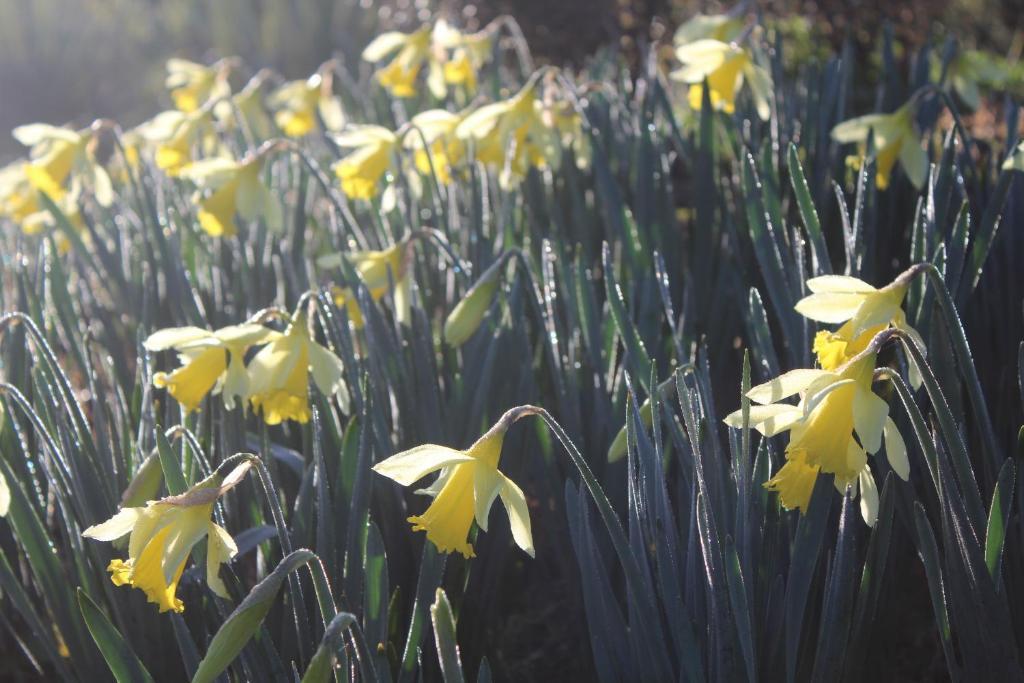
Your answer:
(1, 0), (1021, 159)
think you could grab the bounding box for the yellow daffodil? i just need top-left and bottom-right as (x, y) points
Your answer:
(363, 25), (441, 99)
(179, 153), (282, 237)
(795, 273), (924, 387)
(247, 312), (349, 425)
(724, 348), (908, 525)
(433, 20), (493, 94)
(671, 40), (772, 120)
(165, 58), (233, 113)
(673, 11), (745, 47)
(146, 324), (279, 412)
(373, 411), (534, 558)
(268, 72), (346, 138)
(331, 125), (399, 200)
(219, 72), (275, 141)
(82, 461), (252, 613)
(456, 81), (559, 189)
(140, 109), (219, 176)
(321, 241), (411, 329)
(0, 160), (44, 225)
(13, 123), (114, 207)
(831, 99), (926, 190)
(406, 109), (466, 184)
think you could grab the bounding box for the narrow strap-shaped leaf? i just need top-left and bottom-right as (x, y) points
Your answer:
(77, 588), (155, 683)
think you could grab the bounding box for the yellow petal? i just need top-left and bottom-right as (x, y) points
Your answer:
(883, 416), (909, 481)
(498, 474), (534, 557)
(746, 368), (834, 404)
(83, 507), (144, 541)
(373, 445), (475, 486)
(154, 346), (228, 412)
(206, 522), (237, 599)
(794, 292), (866, 323)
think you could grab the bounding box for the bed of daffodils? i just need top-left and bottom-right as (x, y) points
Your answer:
(1, 7), (1023, 681)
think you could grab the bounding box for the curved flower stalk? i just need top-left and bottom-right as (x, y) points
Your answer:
(724, 338), (909, 525)
(320, 238), (412, 329)
(82, 459), (254, 613)
(331, 125), (399, 200)
(373, 406), (536, 558)
(831, 96), (927, 189)
(12, 123), (114, 207)
(165, 57), (235, 113)
(145, 324), (280, 412)
(796, 269), (926, 386)
(455, 75), (566, 189)
(247, 308), (350, 425)
(267, 66), (345, 138)
(671, 39), (771, 120)
(178, 147), (282, 237)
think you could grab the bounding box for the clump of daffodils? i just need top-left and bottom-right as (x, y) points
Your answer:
(832, 97), (927, 190)
(725, 269), (927, 524)
(373, 407), (536, 558)
(83, 459), (254, 613)
(362, 19), (494, 99)
(455, 75), (581, 189)
(146, 307), (349, 425)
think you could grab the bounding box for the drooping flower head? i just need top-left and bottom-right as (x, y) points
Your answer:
(671, 39), (771, 120)
(673, 10), (746, 47)
(322, 239), (411, 329)
(331, 125), (399, 200)
(146, 324), (280, 412)
(456, 78), (563, 189)
(178, 150), (282, 237)
(13, 123), (114, 207)
(139, 108), (220, 176)
(795, 272), (925, 385)
(268, 70), (345, 138)
(165, 58), (234, 113)
(405, 109), (466, 185)
(373, 407), (535, 558)
(724, 341), (909, 525)
(831, 98), (926, 190)
(83, 460), (253, 613)
(363, 25), (439, 99)
(247, 311), (349, 425)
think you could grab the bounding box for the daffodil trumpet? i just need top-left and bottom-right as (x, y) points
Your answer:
(82, 457), (255, 613)
(373, 405), (542, 558)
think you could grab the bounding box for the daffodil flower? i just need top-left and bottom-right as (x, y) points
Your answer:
(363, 25), (442, 99)
(268, 72), (345, 138)
(831, 99), (926, 190)
(433, 20), (493, 94)
(406, 109), (466, 185)
(456, 80), (559, 189)
(0, 160), (45, 225)
(724, 347), (909, 525)
(13, 123), (114, 207)
(671, 40), (772, 120)
(321, 241), (411, 328)
(140, 108), (219, 176)
(373, 411), (534, 558)
(220, 72), (276, 141)
(165, 58), (233, 113)
(795, 273), (925, 386)
(673, 11), (746, 47)
(247, 312), (349, 425)
(145, 324), (280, 412)
(82, 460), (253, 613)
(178, 153), (282, 237)
(331, 125), (399, 200)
